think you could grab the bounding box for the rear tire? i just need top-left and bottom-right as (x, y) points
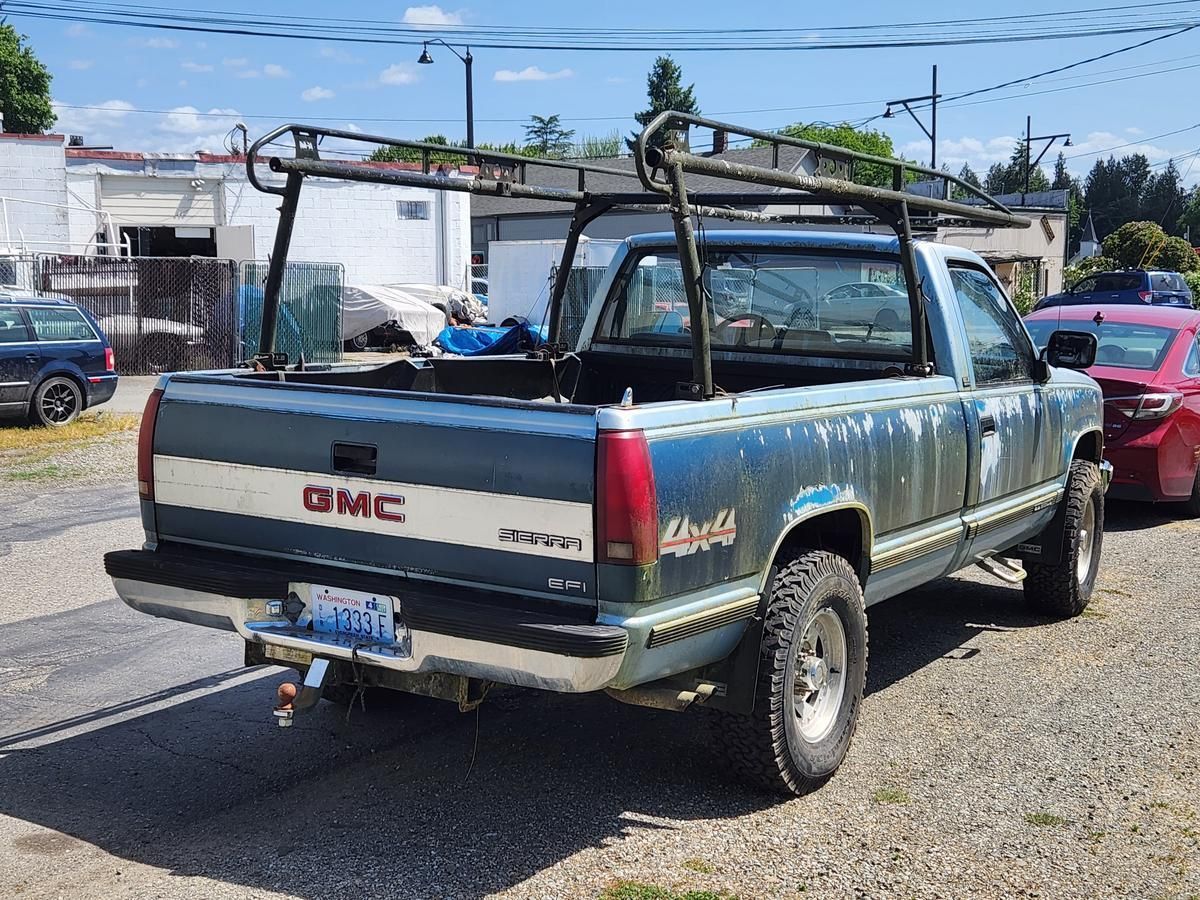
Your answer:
(29, 376), (82, 427)
(717, 550), (868, 796)
(1023, 460), (1104, 617)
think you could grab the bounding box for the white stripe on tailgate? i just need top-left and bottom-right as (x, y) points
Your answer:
(153, 455), (594, 562)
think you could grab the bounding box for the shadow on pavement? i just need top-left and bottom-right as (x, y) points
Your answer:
(0, 574), (1054, 899)
(1103, 498), (1190, 533)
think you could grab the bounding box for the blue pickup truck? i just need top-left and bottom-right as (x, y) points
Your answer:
(105, 117), (1110, 795)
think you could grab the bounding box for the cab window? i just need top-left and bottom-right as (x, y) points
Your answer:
(25, 306), (96, 342)
(949, 265), (1036, 384)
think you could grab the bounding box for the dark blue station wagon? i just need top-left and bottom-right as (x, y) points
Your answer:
(0, 292), (118, 426)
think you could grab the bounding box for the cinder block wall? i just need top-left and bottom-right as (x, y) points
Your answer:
(0, 134), (70, 252)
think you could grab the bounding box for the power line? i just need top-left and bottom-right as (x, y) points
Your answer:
(11, 0), (1200, 51)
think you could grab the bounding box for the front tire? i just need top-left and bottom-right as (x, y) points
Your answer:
(718, 550), (868, 796)
(29, 376), (82, 427)
(1023, 460), (1104, 617)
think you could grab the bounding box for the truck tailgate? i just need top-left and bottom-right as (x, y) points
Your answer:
(146, 376), (598, 603)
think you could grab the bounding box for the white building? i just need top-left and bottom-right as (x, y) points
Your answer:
(0, 132), (472, 289)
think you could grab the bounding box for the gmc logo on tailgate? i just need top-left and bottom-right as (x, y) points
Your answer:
(303, 485), (406, 522)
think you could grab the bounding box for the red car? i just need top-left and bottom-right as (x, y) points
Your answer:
(1026, 304), (1200, 515)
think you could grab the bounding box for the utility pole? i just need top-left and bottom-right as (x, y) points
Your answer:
(883, 64), (940, 170)
(1025, 115), (1072, 195)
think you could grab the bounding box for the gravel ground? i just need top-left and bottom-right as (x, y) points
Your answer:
(0, 444), (1197, 899)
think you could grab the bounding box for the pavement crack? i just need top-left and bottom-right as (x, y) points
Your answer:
(131, 726), (260, 778)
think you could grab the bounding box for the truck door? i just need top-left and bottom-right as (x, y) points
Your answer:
(0, 307), (38, 412)
(948, 264), (1062, 559)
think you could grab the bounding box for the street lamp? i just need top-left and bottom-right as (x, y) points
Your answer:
(883, 65), (940, 169)
(1024, 115), (1072, 195)
(417, 40), (474, 150)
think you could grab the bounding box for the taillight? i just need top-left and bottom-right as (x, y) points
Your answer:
(137, 388), (164, 499)
(1138, 290), (1153, 303)
(1108, 392), (1182, 420)
(596, 430), (658, 566)
(104, 346), (115, 372)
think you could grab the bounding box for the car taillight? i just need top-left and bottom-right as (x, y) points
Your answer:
(1138, 290), (1153, 303)
(104, 346), (115, 372)
(137, 388), (164, 499)
(596, 430), (658, 566)
(1108, 392), (1183, 420)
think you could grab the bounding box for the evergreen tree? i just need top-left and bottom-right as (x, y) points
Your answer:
(629, 55), (700, 151)
(523, 114), (575, 158)
(957, 163), (982, 189)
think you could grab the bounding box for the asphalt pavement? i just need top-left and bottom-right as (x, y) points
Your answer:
(0, 470), (1197, 899)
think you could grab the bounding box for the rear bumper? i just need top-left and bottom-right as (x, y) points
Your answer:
(85, 374), (118, 408)
(105, 547), (626, 693)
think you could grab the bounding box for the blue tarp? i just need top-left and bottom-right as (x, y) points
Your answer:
(434, 322), (545, 356)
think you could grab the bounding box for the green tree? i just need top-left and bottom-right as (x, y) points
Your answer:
(759, 122), (910, 188)
(1050, 152), (1084, 254)
(1063, 255), (1115, 287)
(368, 134), (461, 163)
(1140, 161), (1187, 236)
(524, 114), (575, 158)
(1102, 220), (1198, 272)
(1177, 188), (1200, 238)
(957, 163), (982, 189)
(0, 25), (54, 134)
(575, 130), (623, 159)
(630, 55), (699, 151)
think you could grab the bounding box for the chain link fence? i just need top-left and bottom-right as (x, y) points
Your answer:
(2, 255), (344, 374)
(238, 261), (344, 365)
(552, 265), (610, 348)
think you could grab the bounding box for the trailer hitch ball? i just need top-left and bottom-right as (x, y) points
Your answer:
(274, 681), (298, 728)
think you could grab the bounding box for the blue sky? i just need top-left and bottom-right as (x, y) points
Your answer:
(24, 1), (1200, 184)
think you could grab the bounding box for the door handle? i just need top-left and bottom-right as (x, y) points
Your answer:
(332, 442), (377, 476)
(980, 414), (997, 437)
(25, 353), (38, 363)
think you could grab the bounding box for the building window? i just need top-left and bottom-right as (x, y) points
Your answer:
(397, 200), (431, 220)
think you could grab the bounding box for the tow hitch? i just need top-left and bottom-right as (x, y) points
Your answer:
(273, 657), (332, 727)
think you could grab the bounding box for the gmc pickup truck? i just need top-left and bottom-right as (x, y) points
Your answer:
(105, 115), (1110, 795)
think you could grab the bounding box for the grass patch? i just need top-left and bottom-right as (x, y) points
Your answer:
(681, 859), (715, 875)
(2, 462), (81, 482)
(1097, 587), (1134, 599)
(0, 413), (139, 454)
(599, 882), (734, 900)
(1081, 605), (1109, 619)
(1026, 812), (1069, 827)
(872, 787), (910, 805)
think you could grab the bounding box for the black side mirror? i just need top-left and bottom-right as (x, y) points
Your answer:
(1044, 329), (1098, 370)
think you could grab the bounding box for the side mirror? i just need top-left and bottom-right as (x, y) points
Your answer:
(1044, 329), (1098, 370)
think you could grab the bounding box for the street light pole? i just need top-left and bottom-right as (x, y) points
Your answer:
(1024, 115), (1073, 195)
(418, 40), (474, 149)
(883, 64), (941, 170)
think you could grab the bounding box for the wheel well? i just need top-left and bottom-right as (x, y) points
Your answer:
(772, 508), (869, 585)
(1072, 429), (1103, 464)
(32, 371), (88, 410)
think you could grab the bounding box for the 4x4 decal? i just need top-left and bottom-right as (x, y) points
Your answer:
(659, 509), (737, 558)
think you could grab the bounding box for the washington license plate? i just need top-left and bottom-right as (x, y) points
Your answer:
(309, 585), (396, 644)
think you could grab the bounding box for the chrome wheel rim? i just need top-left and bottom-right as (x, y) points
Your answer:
(792, 607), (848, 743)
(41, 382), (77, 424)
(1076, 495), (1096, 583)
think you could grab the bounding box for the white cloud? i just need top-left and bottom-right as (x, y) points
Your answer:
(1125, 126), (1144, 136)
(159, 105), (241, 135)
(494, 66), (574, 83)
(320, 46), (364, 64)
(65, 24), (92, 38)
(263, 63), (290, 78)
(68, 59), (94, 71)
(236, 69), (261, 79)
(345, 123), (364, 133)
(223, 57), (249, 68)
(379, 64), (419, 86)
(134, 37), (179, 49)
(51, 99), (135, 139)
(181, 61), (214, 73)
(402, 5), (464, 26)
(302, 86), (335, 101)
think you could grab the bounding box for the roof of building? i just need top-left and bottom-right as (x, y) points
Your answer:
(471, 145), (811, 218)
(1080, 212), (1098, 244)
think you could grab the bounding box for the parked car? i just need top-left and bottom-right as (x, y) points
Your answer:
(820, 281), (909, 331)
(0, 292), (118, 426)
(106, 232), (1109, 795)
(1034, 269), (1194, 311)
(1026, 304), (1200, 514)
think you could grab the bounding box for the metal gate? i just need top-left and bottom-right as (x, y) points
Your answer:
(238, 261), (344, 364)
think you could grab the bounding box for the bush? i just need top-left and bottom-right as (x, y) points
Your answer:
(1101, 221), (1198, 272)
(1184, 270), (1200, 307)
(1063, 255), (1114, 288)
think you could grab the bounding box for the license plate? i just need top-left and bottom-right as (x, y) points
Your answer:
(264, 645), (314, 666)
(310, 585), (396, 644)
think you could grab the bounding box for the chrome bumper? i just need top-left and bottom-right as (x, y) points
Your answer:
(112, 577), (626, 693)
(1100, 459), (1114, 492)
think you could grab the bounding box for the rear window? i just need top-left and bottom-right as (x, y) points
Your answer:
(25, 306), (96, 342)
(594, 248), (913, 362)
(1093, 273), (1143, 292)
(1026, 319), (1177, 370)
(1151, 272), (1189, 293)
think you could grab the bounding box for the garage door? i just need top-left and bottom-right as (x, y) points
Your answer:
(100, 176), (219, 227)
